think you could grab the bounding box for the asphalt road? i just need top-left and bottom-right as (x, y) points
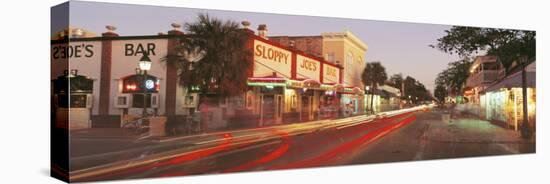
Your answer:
(344, 108), (535, 165)
(69, 106), (535, 182)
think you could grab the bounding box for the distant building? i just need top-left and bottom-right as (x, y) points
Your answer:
(464, 55), (505, 104)
(377, 85), (402, 112)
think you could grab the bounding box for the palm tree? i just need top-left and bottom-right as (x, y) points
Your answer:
(165, 14), (253, 103)
(361, 62), (388, 113)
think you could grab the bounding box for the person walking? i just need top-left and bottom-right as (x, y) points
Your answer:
(199, 98), (209, 133)
(449, 101), (456, 121)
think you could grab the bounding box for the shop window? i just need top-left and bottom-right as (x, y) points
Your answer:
(122, 74), (159, 93)
(132, 94), (152, 108)
(229, 94), (246, 109)
(53, 72), (93, 108)
(55, 94), (89, 108)
(70, 94), (88, 108)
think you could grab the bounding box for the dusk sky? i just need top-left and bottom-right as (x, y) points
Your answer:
(56, 1), (462, 92)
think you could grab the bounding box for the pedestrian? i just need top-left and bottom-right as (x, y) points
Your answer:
(449, 101), (456, 120)
(188, 109), (198, 133)
(199, 97), (209, 133)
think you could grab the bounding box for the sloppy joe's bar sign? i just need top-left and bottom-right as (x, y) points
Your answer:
(323, 63), (340, 83)
(296, 54), (321, 81)
(253, 40), (291, 78)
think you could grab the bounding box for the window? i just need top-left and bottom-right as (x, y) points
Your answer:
(132, 94), (152, 108)
(56, 94), (88, 108)
(346, 52), (353, 76)
(117, 96), (127, 106)
(325, 53), (335, 62)
(115, 94), (130, 108)
(483, 62), (499, 70)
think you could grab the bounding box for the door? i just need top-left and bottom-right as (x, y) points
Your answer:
(260, 94), (276, 126)
(275, 95), (283, 124)
(301, 95), (312, 121)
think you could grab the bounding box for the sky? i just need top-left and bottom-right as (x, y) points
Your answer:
(54, 1), (462, 92)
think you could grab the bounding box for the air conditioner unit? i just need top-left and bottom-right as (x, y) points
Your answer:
(114, 94), (131, 108)
(151, 93), (160, 108)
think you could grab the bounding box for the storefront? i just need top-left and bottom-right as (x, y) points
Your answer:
(51, 24), (349, 130)
(115, 73), (161, 123)
(340, 87), (364, 116)
(480, 61), (536, 131)
(248, 36), (345, 124)
(51, 27), (185, 129)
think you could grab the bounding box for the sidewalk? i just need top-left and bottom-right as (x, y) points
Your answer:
(70, 128), (135, 139)
(422, 110), (534, 144)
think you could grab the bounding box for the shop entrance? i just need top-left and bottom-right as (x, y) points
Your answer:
(300, 95), (313, 121)
(259, 94), (284, 126)
(119, 74), (160, 125)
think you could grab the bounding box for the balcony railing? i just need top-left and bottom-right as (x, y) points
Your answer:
(466, 70), (500, 87)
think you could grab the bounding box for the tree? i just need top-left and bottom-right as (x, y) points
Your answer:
(165, 14), (253, 101)
(434, 84), (447, 103)
(403, 76), (430, 104)
(433, 26), (535, 139)
(361, 62), (387, 113)
(387, 73), (403, 90)
(434, 59), (472, 97)
(432, 26), (535, 71)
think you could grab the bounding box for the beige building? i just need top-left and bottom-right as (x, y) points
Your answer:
(270, 30), (368, 88)
(270, 30), (368, 114)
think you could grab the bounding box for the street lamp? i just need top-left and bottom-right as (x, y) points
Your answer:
(139, 54), (152, 118)
(365, 86), (370, 113)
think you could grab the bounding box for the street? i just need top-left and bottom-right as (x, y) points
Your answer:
(69, 106), (534, 182)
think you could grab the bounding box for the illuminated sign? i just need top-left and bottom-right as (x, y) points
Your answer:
(296, 54), (321, 81)
(287, 80), (303, 88)
(323, 64), (340, 83)
(145, 79), (155, 89)
(253, 40), (292, 78)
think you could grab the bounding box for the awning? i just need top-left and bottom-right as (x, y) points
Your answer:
(341, 86), (364, 95)
(484, 69), (535, 92)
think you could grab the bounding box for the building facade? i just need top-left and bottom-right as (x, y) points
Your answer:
(480, 61), (536, 131)
(269, 30), (369, 115)
(459, 56), (536, 132)
(464, 55), (505, 104)
(51, 24), (346, 130)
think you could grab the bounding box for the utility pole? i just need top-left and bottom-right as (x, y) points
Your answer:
(520, 56), (532, 139)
